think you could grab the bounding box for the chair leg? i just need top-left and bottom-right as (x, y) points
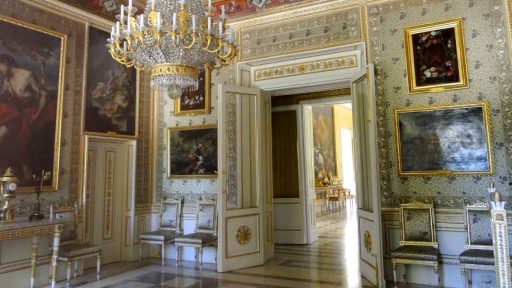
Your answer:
(434, 265), (440, 287)
(161, 243), (165, 266)
(66, 261), (72, 285)
(74, 261), (78, 279)
(461, 268), (468, 288)
(392, 262), (397, 288)
(96, 253), (101, 281)
(139, 242), (143, 263)
(176, 246), (180, 266)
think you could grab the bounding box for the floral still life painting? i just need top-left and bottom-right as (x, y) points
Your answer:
(84, 27), (137, 138)
(404, 18), (468, 93)
(174, 67), (211, 116)
(168, 125), (218, 178)
(0, 16), (65, 191)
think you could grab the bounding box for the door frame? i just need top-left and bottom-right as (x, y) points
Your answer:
(81, 135), (138, 261)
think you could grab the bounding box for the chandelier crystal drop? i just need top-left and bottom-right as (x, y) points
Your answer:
(107, 0), (237, 98)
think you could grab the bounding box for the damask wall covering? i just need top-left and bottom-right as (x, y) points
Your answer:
(156, 66), (234, 214)
(367, 0), (512, 208)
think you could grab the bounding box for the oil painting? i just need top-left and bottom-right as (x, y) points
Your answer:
(404, 18), (468, 93)
(395, 103), (492, 176)
(168, 125), (218, 178)
(84, 26), (138, 138)
(174, 67), (211, 116)
(312, 105), (337, 181)
(0, 16), (65, 192)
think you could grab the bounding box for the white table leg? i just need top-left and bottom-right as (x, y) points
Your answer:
(50, 231), (60, 288)
(30, 236), (39, 288)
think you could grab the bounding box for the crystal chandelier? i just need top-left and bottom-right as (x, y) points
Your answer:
(107, 0), (237, 98)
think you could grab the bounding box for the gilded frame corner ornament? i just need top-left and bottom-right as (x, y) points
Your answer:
(174, 66), (212, 116)
(404, 18), (469, 94)
(0, 15), (67, 193)
(394, 102), (494, 177)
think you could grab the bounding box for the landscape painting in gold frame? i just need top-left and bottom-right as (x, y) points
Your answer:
(174, 67), (211, 116)
(404, 18), (469, 94)
(0, 15), (66, 193)
(394, 102), (493, 176)
(167, 125), (218, 179)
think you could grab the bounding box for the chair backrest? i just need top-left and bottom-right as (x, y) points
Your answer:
(399, 201), (437, 248)
(195, 199), (217, 235)
(463, 200), (492, 250)
(159, 198), (182, 232)
(51, 204), (78, 245)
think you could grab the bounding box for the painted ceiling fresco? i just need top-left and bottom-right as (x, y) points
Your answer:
(59, 0), (306, 20)
(59, 0), (144, 20)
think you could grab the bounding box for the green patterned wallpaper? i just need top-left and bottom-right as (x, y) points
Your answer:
(367, 0), (512, 208)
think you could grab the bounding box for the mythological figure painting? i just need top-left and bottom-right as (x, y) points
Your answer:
(84, 27), (138, 138)
(312, 105), (337, 182)
(168, 125), (218, 178)
(0, 16), (65, 191)
(404, 18), (468, 93)
(395, 103), (493, 176)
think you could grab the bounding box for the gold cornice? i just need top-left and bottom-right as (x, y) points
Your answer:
(254, 55), (358, 81)
(18, 0), (113, 28)
(229, 0), (361, 30)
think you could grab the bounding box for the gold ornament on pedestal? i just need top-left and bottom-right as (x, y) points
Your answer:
(0, 167), (19, 222)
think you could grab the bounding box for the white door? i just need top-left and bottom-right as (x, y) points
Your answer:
(217, 84), (265, 272)
(87, 138), (128, 264)
(352, 65), (385, 287)
(299, 105), (318, 244)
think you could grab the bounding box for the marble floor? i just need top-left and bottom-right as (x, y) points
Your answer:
(61, 205), (376, 288)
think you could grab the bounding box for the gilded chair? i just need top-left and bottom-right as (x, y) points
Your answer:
(390, 201), (440, 287)
(139, 198), (182, 265)
(50, 204), (101, 285)
(459, 200), (494, 288)
(175, 199), (217, 266)
(327, 186), (342, 212)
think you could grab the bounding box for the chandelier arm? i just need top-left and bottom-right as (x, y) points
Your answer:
(182, 33), (197, 49)
(217, 44), (236, 59)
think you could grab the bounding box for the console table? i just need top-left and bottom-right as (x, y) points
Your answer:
(0, 219), (63, 288)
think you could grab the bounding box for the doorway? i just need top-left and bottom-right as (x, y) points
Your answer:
(270, 93), (365, 286)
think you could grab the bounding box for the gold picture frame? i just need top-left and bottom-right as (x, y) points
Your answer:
(82, 25), (139, 139)
(404, 18), (469, 94)
(394, 102), (493, 176)
(174, 67), (211, 116)
(167, 125), (218, 179)
(0, 15), (66, 193)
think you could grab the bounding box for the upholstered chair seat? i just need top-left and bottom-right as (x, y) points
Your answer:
(139, 230), (179, 242)
(459, 249), (494, 266)
(175, 233), (217, 245)
(59, 243), (102, 258)
(390, 245), (439, 261)
(139, 198), (183, 266)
